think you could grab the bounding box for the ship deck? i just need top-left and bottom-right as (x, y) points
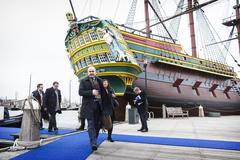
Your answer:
(1, 111), (240, 160)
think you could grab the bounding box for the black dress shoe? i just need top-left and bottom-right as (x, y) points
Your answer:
(54, 128), (58, 131)
(137, 128), (143, 131)
(107, 137), (114, 142)
(76, 127), (84, 131)
(48, 129), (53, 132)
(92, 144), (97, 151)
(141, 129), (148, 132)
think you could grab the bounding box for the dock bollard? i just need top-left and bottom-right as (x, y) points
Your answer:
(198, 105), (204, 117)
(17, 96), (41, 149)
(125, 102), (131, 122)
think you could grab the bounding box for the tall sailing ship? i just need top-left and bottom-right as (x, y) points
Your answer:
(65, 0), (240, 120)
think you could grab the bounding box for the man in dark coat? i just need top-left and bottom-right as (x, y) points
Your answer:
(79, 66), (104, 151)
(133, 87), (148, 132)
(44, 81), (62, 132)
(32, 83), (46, 129)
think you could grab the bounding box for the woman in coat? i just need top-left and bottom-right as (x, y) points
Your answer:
(102, 79), (116, 142)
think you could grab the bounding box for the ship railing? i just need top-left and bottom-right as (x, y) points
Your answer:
(78, 16), (100, 23)
(116, 23), (177, 43)
(222, 15), (237, 23)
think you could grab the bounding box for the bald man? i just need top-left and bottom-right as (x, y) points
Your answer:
(79, 66), (104, 151)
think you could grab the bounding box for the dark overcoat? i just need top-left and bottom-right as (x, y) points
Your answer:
(44, 87), (61, 114)
(32, 90), (44, 107)
(102, 87), (115, 117)
(78, 76), (104, 119)
(134, 91), (148, 114)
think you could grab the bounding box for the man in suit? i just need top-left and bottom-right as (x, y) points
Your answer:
(79, 66), (104, 151)
(44, 81), (62, 132)
(133, 87), (148, 132)
(32, 83), (46, 129)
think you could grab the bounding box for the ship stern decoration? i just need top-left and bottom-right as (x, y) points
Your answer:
(65, 14), (142, 96)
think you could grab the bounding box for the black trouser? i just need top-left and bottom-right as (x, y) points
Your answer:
(40, 109), (44, 128)
(40, 116), (43, 128)
(107, 115), (114, 139)
(79, 118), (85, 129)
(139, 112), (148, 130)
(48, 112), (57, 130)
(87, 102), (101, 146)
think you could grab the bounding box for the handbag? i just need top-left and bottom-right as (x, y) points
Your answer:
(102, 115), (112, 130)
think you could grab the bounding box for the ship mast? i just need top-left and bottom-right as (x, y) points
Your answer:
(188, 0), (197, 57)
(144, 0), (151, 38)
(223, 0), (240, 58)
(235, 0), (240, 56)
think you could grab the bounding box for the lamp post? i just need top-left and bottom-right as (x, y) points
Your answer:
(143, 59), (148, 92)
(69, 80), (71, 108)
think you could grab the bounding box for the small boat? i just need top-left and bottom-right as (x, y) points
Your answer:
(0, 108), (22, 128)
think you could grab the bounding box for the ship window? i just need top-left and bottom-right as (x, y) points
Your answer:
(71, 43), (76, 51)
(80, 59), (86, 67)
(98, 30), (105, 39)
(75, 39), (80, 48)
(89, 31), (98, 41)
(106, 52), (115, 61)
(83, 33), (91, 43)
(98, 53), (108, 63)
(78, 35), (85, 46)
(183, 57), (186, 61)
(77, 61), (82, 69)
(69, 45), (73, 52)
(91, 55), (100, 64)
(85, 57), (92, 65)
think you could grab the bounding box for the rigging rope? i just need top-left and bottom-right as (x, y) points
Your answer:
(168, 0), (185, 40)
(223, 26), (235, 61)
(125, 0), (138, 27)
(196, 9), (224, 64)
(204, 11), (227, 64)
(151, 0), (165, 36)
(204, 14), (240, 67)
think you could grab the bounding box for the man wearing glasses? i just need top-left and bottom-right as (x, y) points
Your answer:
(44, 81), (62, 132)
(79, 66), (104, 151)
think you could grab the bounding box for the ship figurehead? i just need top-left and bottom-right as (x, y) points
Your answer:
(65, 16), (142, 96)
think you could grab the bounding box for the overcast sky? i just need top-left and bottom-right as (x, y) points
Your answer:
(0, 0), (238, 103)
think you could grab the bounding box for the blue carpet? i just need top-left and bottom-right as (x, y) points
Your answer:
(12, 132), (106, 160)
(12, 133), (240, 160)
(112, 134), (240, 151)
(0, 127), (75, 140)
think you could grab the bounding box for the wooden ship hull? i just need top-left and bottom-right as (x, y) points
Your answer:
(65, 0), (240, 121)
(120, 29), (240, 119)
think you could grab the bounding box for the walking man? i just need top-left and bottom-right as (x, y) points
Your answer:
(133, 87), (148, 132)
(79, 66), (104, 151)
(32, 83), (46, 129)
(44, 81), (62, 132)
